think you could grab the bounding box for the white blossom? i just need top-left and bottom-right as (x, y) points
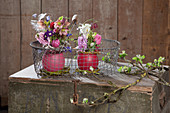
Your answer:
(77, 23), (91, 38)
(90, 43), (94, 47)
(72, 14), (77, 21)
(38, 13), (47, 21)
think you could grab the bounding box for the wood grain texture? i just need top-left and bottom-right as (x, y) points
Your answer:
(93, 0), (117, 40)
(0, 0), (20, 106)
(68, 0), (93, 38)
(142, 0), (169, 64)
(8, 67), (170, 113)
(21, 0), (41, 69)
(42, 0), (68, 19)
(118, 0), (143, 59)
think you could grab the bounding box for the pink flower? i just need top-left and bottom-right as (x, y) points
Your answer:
(51, 39), (60, 48)
(59, 28), (69, 36)
(35, 32), (49, 45)
(54, 20), (63, 29)
(94, 34), (102, 45)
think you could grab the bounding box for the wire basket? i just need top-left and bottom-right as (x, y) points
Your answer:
(30, 39), (120, 78)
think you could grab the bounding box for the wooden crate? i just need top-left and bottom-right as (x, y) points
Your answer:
(8, 65), (170, 113)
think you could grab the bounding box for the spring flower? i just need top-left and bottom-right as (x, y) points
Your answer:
(51, 39), (60, 48)
(78, 36), (87, 51)
(91, 23), (98, 30)
(72, 14), (78, 23)
(46, 16), (50, 22)
(90, 43), (95, 47)
(32, 13), (37, 18)
(77, 24), (91, 37)
(59, 28), (69, 36)
(54, 19), (63, 29)
(35, 32), (49, 45)
(50, 22), (55, 29)
(38, 13), (47, 21)
(53, 28), (59, 33)
(44, 30), (53, 40)
(94, 34), (102, 45)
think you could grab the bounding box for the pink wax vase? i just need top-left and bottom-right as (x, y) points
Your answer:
(77, 53), (98, 71)
(42, 50), (65, 72)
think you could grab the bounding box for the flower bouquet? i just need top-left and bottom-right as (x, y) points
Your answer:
(30, 13), (76, 76)
(76, 21), (102, 71)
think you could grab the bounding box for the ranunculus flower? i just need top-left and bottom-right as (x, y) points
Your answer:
(94, 34), (102, 45)
(50, 22), (54, 29)
(51, 39), (60, 48)
(78, 36), (87, 51)
(35, 32), (49, 45)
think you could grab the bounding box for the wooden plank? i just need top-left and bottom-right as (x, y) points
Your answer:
(93, 0), (117, 40)
(142, 0), (169, 64)
(118, 0), (143, 59)
(68, 0), (93, 38)
(167, 0), (170, 66)
(9, 65), (159, 91)
(42, 0), (68, 19)
(69, 0), (92, 23)
(21, 0), (41, 69)
(0, 0), (20, 106)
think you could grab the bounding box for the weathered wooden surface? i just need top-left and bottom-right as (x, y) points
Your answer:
(142, 0), (169, 64)
(8, 65), (170, 113)
(1, 0), (170, 107)
(21, 0), (41, 69)
(93, 0), (117, 40)
(118, 0), (143, 59)
(0, 0), (21, 106)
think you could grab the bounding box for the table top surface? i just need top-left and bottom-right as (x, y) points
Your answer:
(9, 64), (169, 92)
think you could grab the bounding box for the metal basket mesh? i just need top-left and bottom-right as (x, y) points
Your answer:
(30, 39), (120, 78)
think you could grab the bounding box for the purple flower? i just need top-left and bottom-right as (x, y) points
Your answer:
(66, 33), (72, 37)
(91, 23), (98, 30)
(61, 17), (66, 24)
(35, 32), (49, 45)
(51, 39), (60, 48)
(44, 30), (53, 40)
(78, 36), (87, 51)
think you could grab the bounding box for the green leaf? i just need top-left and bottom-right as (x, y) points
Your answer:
(119, 50), (127, 58)
(132, 57), (137, 61)
(107, 52), (110, 56)
(70, 38), (74, 41)
(102, 57), (105, 61)
(146, 62), (152, 67)
(118, 67), (122, 72)
(58, 16), (63, 20)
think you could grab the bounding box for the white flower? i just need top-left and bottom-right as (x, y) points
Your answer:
(77, 23), (91, 37)
(83, 98), (88, 104)
(32, 13), (37, 18)
(72, 14), (77, 21)
(38, 13), (47, 21)
(90, 43), (94, 47)
(90, 66), (94, 71)
(83, 71), (87, 75)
